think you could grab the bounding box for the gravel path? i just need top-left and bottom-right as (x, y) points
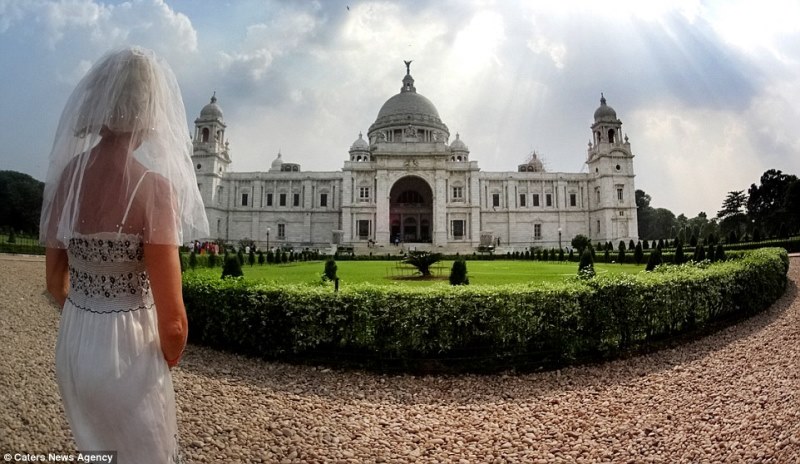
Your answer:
(1, 254), (798, 463)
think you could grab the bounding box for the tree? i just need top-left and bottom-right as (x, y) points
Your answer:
(322, 257), (338, 281)
(188, 251), (197, 270)
(634, 242), (644, 265)
(571, 234), (590, 254)
(257, 251), (265, 265)
(248, 249), (256, 266)
(237, 250), (245, 266)
(577, 248), (595, 278)
(604, 247), (610, 263)
(221, 255), (243, 278)
(208, 250), (218, 268)
(628, 239), (635, 251)
(785, 178), (800, 235)
(568, 248), (574, 261)
(617, 241), (626, 264)
(747, 169), (798, 236)
(558, 248), (565, 262)
(403, 251), (442, 276)
(0, 171), (44, 235)
(717, 190), (748, 239)
(449, 259), (469, 285)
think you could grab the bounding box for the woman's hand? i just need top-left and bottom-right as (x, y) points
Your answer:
(143, 244), (188, 367)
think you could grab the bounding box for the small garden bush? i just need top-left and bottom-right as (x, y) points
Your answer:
(183, 248), (789, 373)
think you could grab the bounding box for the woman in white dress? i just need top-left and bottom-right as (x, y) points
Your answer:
(40, 47), (208, 462)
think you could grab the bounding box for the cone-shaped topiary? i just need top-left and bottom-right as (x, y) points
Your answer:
(674, 242), (684, 264)
(715, 244), (726, 262)
(322, 257), (338, 281)
(188, 250), (197, 270)
(646, 248), (663, 271)
(449, 259), (469, 285)
(634, 242), (644, 265)
(257, 251), (265, 265)
(577, 248), (595, 278)
(208, 250), (218, 268)
(221, 255), (244, 279)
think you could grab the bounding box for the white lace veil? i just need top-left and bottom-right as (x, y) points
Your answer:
(40, 46), (208, 247)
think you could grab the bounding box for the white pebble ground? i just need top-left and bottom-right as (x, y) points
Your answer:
(1, 254), (798, 463)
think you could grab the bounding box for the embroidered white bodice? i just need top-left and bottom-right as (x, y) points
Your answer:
(66, 233), (153, 314)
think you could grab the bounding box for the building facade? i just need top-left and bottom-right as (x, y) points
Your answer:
(192, 65), (638, 253)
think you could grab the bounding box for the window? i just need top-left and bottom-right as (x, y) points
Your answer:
(492, 193), (500, 207)
(217, 186), (223, 205)
(320, 193), (328, 207)
(357, 220), (370, 239)
(532, 194), (540, 207)
(279, 193), (286, 206)
(359, 187), (370, 201)
(596, 220), (600, 234)
(534, 224), (542, 240)
(452, 220), (465, 239)
(266, 193), (273, 206)
(595, 188), (600, 205)
(617, 187), (624, 202)
(398, 190), (424, 203)
(519, 194), (526, 207)
(546, 193), (552, 207)
(569, 193), (577, 207)
(241, 193), (249, 206)
(452, 186), (463, 201)
(293, 193), (300, 207)
(278, 223), (285, 238)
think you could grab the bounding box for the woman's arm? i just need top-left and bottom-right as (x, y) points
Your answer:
(143, 244), (188, 368)
(45, 248), (69, 309)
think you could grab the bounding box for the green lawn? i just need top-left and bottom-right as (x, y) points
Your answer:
(185, 259), (644, 286)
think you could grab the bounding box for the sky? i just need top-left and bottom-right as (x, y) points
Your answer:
(2, 0), (799, 218)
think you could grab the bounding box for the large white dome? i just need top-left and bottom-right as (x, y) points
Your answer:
(367, 64), (449, 139)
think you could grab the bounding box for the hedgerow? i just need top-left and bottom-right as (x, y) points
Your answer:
(182, 248), (789, 373)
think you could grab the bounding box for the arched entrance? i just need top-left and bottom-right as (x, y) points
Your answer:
(390, 176), (433, 243)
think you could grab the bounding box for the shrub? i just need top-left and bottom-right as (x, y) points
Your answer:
(674, 242), (684, 264)
(693, 243), (706, 262)
(634, 242), (644, 265)
(571, 234), (590, 254)
(322, 258), (338, 281)
(645, 248), (663, 271)
(449, 259), (469, 285)
(558, 248), (565, 262)
(715, 244), (726, 262)
(577, 248), (595, 278)
(248, 249), (256, 266)
(189, 251), (198, 270)
(208, 251), (218, 268)
(568, 248), (574, 262)
(7, 230), (16, 244)
(183, 248), (788, 373)
(258, 251), (265, 265)
(404, 251), (442, 276)
(617, 241), (626, 264)
(221, 255), (243, 279)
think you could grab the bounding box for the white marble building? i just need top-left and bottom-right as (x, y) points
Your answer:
(192, 64), (638, 253)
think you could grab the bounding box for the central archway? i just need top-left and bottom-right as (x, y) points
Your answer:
(389, 175), (433, 243)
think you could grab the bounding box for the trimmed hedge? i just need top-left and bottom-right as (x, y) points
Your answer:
(182, 248), (789, 373)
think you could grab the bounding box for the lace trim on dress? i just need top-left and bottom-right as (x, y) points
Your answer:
(66, 296), (153, 314)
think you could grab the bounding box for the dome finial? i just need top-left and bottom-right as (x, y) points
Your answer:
(401, 60), (416, 93)
(211, 91), (217, 104)
(600, 92), (606, 105)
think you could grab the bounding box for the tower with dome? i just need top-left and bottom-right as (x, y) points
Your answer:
(191, 64), (638, 252)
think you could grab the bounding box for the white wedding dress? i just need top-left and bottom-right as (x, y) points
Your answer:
(55, 232), (181, 462)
